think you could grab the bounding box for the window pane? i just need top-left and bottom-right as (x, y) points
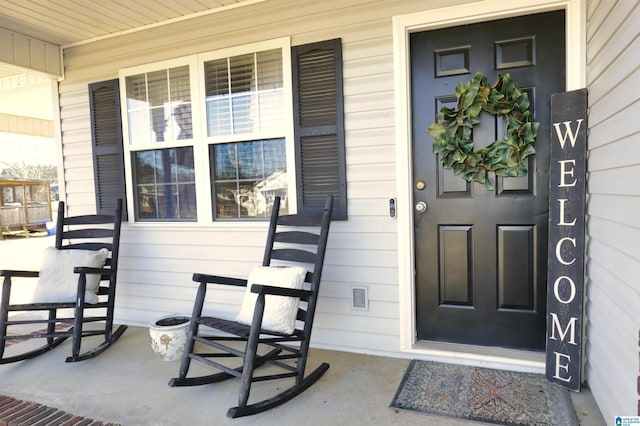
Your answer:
(257, 49), (282, 90)
(134, 151), (155, 184)
(214, 144), (239, 180)
(237, 141), (263, 179)
(126, 74), (147, 110)
(206, 98), (232, 137)
(204, 58), (229, 97)
(204, 58), (231, 137)
(168, 66), (192, 140)
(128, 109), (152, 144)
(257, 49), (284, 132)
(238, 181), (260, 218)
(147, 70), (169, 106)
(177, 183), (197, 218)
(214, 181), (240, 218)
(126, 66), (192, 145)
(258, 90), (284, 132)
(133, 147), (196, 220)
(175, 147), (196, 183)
(137, 185), (159, 218)
(230, 54), (255, 94)
(211, 139), (288, 219)
(151, 107), (168, 142)
(171, 103), (192, 140)
(204, 50), (283, 138)
(232, 93), (255, 134)
(263, 138), (287, 171)
(170, 66), (191, 102)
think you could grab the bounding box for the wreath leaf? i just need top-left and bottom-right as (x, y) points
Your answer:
(427, 72), (539, 191)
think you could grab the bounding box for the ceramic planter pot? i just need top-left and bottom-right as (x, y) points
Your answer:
(148, 314), (190, 361)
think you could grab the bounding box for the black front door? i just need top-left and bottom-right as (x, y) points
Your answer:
(411, 11), (565, 351)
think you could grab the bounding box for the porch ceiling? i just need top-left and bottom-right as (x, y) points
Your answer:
(0, 0), (269, 79)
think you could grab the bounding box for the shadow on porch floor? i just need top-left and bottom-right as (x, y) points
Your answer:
(0, 326), (605, 426)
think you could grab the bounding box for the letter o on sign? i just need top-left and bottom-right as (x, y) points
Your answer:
(554, 276), (576, 304)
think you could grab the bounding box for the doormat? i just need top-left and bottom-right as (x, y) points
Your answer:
(0, 394), (120, 425)
(390, 360), (579, 425)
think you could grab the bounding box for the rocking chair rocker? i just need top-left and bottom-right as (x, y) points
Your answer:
(0, 199), (127, 364)
(169, 195), (333, 418)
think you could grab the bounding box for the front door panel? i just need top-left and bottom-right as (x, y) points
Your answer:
(411, 11), (565, 350)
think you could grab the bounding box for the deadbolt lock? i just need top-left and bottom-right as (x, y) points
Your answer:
(415, 180), (426, 191)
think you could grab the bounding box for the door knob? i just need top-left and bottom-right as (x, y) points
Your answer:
(415, 201), (428, 213)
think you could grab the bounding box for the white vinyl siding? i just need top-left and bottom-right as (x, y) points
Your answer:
(585, 0), (640, 420)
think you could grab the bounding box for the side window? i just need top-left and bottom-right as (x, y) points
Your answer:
(292, 39), (347, 220)
(204, 48), (290, 220)
(124, 65), (197, 221)
(89, 79), (127, 219)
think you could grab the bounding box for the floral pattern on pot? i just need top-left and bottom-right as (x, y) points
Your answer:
(148, 314), (190, 361)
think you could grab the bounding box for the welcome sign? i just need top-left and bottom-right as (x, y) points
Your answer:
(546, 89), (588, 391)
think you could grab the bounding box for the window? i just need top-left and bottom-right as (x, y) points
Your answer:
(95, 38), (345, 223)
(123, 63), (196, 221)
(133, 147), (196, 219)
(125, 66), (193, 144)
(211, 139), (287, 218)
(204, 47), (290, 219)
(204, 50), (284, 137)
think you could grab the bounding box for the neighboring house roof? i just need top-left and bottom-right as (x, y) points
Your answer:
(0, 178), (52, 185)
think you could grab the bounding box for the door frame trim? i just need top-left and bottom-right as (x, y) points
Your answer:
(393, 0), (586, 372)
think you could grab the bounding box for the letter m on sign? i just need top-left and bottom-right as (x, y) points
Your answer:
(546, 88), (587, 391)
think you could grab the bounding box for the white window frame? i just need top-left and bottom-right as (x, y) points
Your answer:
(119, 37), (295, 224)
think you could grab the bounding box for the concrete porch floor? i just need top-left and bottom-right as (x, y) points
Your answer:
(0, 326), (605, 426)
(1, 236), (605, 425)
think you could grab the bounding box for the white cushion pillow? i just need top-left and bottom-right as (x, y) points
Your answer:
(235, 266), (308, 334)
(32, 247), (109, 304)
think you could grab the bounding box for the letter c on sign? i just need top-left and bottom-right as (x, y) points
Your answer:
(555, 237), (577, 265)
(554, 276), (576, 304)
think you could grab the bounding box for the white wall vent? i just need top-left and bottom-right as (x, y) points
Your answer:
(351, 286), (369, 311)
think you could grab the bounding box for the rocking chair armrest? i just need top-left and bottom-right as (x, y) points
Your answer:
(250, 284), (313, 299)
(192, 273), (248, 287)
(73, 266), (109, 278)
(0, 269), (39, 279)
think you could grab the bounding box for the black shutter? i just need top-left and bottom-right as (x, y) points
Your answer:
(88, 79), (127, 219)
(292, 39), (347, 219)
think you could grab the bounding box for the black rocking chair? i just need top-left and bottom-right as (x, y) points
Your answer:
(0, 199), (127, 364)
(169, 195), (333, 418)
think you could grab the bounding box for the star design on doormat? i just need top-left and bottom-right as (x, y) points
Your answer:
(470, 371), (526, 411)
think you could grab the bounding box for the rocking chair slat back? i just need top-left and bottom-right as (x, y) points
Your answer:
(60, 228), (115, 240)
(269, 248), (317, 264)
(273, 230), (320, 245)
(60, 242), (114, 251)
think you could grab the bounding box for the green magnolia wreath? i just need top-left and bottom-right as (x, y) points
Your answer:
(427, 72), (539, 190)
